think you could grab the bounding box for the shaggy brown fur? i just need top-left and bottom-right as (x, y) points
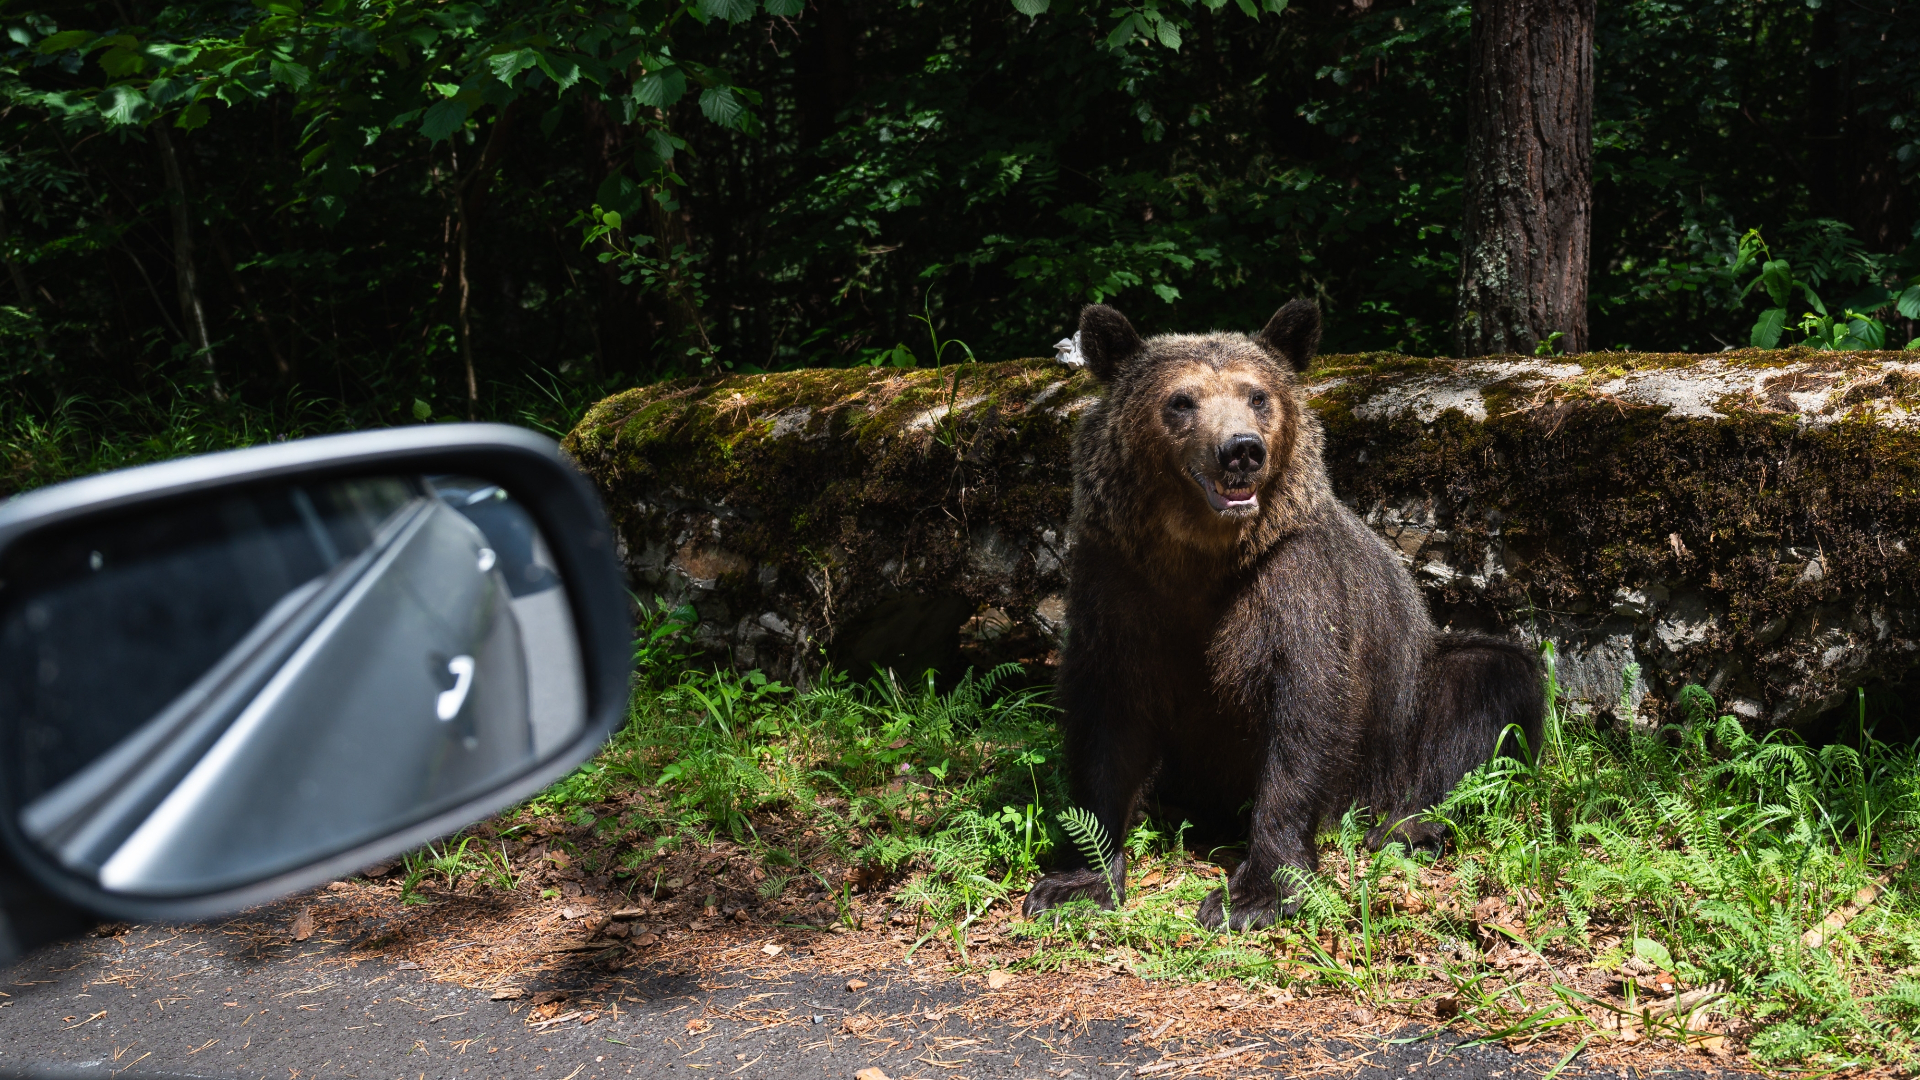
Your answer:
(1025, 300), (1543, 930)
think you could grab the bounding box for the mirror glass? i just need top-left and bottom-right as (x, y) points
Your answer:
(0, 474), (586, 897)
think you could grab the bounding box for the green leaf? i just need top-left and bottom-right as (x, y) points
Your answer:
(175, 99), (212, 130)
(1897, 285), (1920, 320)
(97, 47), (147, 78)
(1235, 0), (1258, 14)
(1751, 308), (1787, 349)
(1262, 0), (1288, 11)
(36, 29), (95, 54)
(269, 59), (312, 90)
(411, 399), (432, 422)
(1843, 315), (1886, 350)
(533, 52), (581, 92)
(1760, 259), (1792, 308)
(489, 48), (539, 85)
(1010, 0), (1050, 14)
(765, 0), (806, 14)
(1152, 282), (1181, 302)
(1632, 937), (1673, 971)
(1155, 18), (1182, 49)
(419, 99), (469, 142)
(698, 0), (758, 23)
(1106, 13), (1143, 49)
(699, 85), (744, 128)
(633, 67), (687, 107)
(98, 84), (146, 125)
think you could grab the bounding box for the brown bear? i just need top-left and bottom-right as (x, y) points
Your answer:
(1023, 299), (1543, 930)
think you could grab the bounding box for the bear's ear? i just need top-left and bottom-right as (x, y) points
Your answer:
(1078, 304), (1144, 382)
(1255, 298), (1322, 372)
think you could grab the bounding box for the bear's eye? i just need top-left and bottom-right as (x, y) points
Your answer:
(1168, 393), (1196, 412)
(1248, 390), (1270, 408)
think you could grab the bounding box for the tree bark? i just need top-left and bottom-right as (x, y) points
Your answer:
(451, 104), (520, 420)
(152, 125), (222, 399)
(1454, 0), (1593, 357)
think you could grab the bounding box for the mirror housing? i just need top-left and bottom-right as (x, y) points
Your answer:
(0, 425), (630, 922)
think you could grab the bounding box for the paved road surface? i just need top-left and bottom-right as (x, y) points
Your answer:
(1, 923), (1716, 1080)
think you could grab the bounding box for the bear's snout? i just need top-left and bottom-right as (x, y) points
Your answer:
(1217, 433), (1266, 474)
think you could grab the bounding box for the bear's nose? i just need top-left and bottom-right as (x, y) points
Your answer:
(1218, 433), (1266, 473)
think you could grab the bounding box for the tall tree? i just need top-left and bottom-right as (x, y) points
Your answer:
(1455, 0), (1594, 356)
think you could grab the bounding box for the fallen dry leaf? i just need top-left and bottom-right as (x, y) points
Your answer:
(546, 850), (572, 869)
(986, 970), (1015, 990)
(855, 1070), (891, 1080)
(686, 1018), (712, 1035)
(761, 943), (783, 957)
(840, 1013), (879, 1035)
(845, 978), (868, 991)
(290, 908), (314, 942)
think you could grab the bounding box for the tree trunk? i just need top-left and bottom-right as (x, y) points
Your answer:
(451, 104), (520, 420)
(153, 125), (222, 399)
(1454, 0), (1593, 357)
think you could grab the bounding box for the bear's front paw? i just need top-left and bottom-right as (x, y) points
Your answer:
(1196, 885), (1299, 931)
(1364, 818), (1447, 857)
(1023, 868), (1119, 918)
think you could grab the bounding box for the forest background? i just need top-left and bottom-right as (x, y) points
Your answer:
(1, 0), (1918, 467)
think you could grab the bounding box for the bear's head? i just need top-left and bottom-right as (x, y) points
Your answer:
(1074, 299), (1326, 558)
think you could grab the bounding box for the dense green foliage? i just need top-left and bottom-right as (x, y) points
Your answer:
(4, 0), (1920, 436)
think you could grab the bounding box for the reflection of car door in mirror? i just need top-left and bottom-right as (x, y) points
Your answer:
(8, 477), (584, 897)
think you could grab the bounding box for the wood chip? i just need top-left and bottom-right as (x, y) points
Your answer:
(490, 988), (525, 1001)
(1136, 1043), (1267, 1076)
(985, 970), (1014, 990)
(845, 978), (867, 991)
(762, 943), (783, 957)
(610, 907), (647, 919)
(855, 1070), (891, 1080)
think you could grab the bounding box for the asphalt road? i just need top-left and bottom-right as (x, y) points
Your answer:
(0, 923), (1722, 1080)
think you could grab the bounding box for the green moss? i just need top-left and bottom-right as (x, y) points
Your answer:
(569, 353), (1920, 702)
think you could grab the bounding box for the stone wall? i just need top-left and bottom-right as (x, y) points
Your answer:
(563, 349), (1920, 731)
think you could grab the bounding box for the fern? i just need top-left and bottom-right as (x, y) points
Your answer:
(1057, 806), (1118, 897)
(1617, 661), (1642, 723)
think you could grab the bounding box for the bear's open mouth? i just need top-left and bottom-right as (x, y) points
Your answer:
(1195, 472), (1259, 513)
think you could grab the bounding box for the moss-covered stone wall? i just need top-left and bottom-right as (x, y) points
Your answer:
(564, 348), (1920, 731)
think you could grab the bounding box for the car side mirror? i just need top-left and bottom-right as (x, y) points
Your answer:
(0, 425), (630, 923)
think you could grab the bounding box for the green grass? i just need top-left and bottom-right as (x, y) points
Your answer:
(514, 606), (1920, 1070)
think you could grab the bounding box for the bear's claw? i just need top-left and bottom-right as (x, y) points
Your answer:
(1196, 886), (1300, 930)
(1364, 819), (1448, 856)
(1023, 868), (1120, 918)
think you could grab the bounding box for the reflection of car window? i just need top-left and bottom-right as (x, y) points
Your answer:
(0, 478), (420, 804)
(425, 478), (559, 597)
